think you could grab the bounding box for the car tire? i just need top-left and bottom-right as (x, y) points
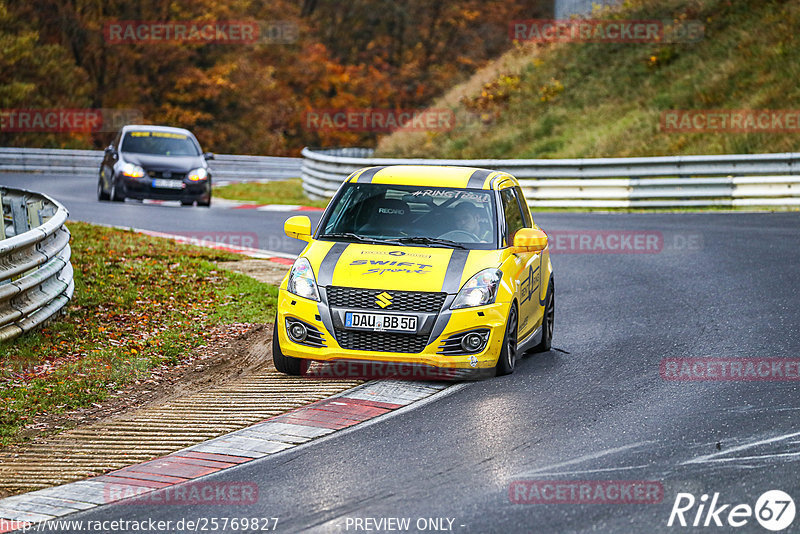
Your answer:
(272, 320), (303, 376)
(110, 179), (125, 202)
(531, 278), (555, 353)
(197, 196), (211, 207)
(495, 303), (518, 376)
(97, 176), (109, 201)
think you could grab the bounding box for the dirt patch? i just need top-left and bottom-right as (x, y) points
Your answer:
(3, 258), (288, 451)
(3, 323), (273, 456)
(217, 259), (290, 286)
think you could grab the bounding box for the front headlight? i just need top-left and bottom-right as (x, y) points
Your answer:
(287, 257), (320, 301)
(451, 268), (502, 309)
(121, 163), (145, 178)
(188, 167), (208, 181)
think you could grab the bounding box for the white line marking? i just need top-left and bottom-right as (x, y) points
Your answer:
(518, 441), (654, 476)
(693, 451), (800, 464)
(524, 464), (651, 477)
(681, 430), (800, 465)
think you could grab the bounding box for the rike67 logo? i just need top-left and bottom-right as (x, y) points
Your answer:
(668, 490), (795, 531)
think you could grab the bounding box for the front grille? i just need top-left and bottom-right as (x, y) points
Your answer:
(147, 170), (186, 180)
(326, 287), (446, 313)
(335, 329), (429, 353)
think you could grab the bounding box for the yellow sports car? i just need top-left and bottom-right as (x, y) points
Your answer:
(273, 165), (554, 378)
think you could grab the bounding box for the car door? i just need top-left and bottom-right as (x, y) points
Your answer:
(500, 186), (540, 340)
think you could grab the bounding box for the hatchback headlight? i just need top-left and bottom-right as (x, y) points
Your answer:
(451, 268), (502, 309)
(287, 257), (320, 301)
(121, 163), (145, 178)
(188, 167), (208, 181)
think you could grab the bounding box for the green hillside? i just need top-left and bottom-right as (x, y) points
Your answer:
(377, 0), (800, 159)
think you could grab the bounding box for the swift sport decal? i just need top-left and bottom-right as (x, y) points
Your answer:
(349, 259), (433, 275)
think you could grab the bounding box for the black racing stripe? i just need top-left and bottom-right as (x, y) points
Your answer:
(467, 169), (492, 189)
(317, 242), (349, 287)
(426, 296), (454, 348)
(441, 249), (470, 294)
(356, 166), (386, 183)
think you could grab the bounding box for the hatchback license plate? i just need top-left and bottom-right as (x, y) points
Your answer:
(345, 312), (417, 333)
(152, 178), (183, 189)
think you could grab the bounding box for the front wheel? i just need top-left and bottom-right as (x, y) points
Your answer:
(272, 320), (303, 375)
(110, 178), (125, 202)
(531, 278), (554, 353)
(495, 304), (518, 376)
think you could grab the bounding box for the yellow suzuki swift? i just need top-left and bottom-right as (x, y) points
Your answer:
(273, 165), (554, 378)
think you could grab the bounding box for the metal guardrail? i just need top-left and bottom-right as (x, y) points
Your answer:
(301, 147), (800, 208)
(0, 187), (73, 342)
(0, 147), (302, 183)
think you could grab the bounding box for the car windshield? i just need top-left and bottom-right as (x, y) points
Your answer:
(319, 183), (498, 249)
(121, 131), (199, 156)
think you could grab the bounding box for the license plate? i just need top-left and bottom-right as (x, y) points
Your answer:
(345, 312), (417, 333)
(152, 178), (183, 189)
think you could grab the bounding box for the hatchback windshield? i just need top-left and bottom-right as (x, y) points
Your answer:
(121, 131), (200, 156)
(319, 183), (498, 249)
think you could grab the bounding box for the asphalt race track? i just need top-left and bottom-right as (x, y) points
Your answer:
(2, 172), (799, 533)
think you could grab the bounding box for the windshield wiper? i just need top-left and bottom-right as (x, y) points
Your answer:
(396, 237), (467, 249)
(318, 232), (400, 245)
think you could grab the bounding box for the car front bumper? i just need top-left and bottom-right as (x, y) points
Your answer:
(276, 288), (510, 372)
(120, 175), (210, 201)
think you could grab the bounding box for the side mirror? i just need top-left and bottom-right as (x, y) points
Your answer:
(512, 228), (548, 252)
(285, 215), (312, 242)
(104, 145), (117, 157)
(204, 152), (215, 160)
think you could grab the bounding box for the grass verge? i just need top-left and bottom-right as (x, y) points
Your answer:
(215, 178), (329, 209)
(0, 221), (278, 447)
(377, 0), (800, 159)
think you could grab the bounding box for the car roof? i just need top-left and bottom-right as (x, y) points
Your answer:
(121, 124), (196, 137)
(346, 165), (519, 190)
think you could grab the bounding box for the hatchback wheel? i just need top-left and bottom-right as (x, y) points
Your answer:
(495, 304), (518, 376)
(110, 179), (125, 202)
(272, 320), (304, 375)
(532, 278), (555, 353)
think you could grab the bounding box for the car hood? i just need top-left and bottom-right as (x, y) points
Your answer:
(303, 241), (504, 293)
(121, 153), (205, 172)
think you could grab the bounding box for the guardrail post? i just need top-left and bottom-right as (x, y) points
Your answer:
(0, 191), (5, 241)
(27, 199), (43, 229)
(10, 198), (28, 236)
